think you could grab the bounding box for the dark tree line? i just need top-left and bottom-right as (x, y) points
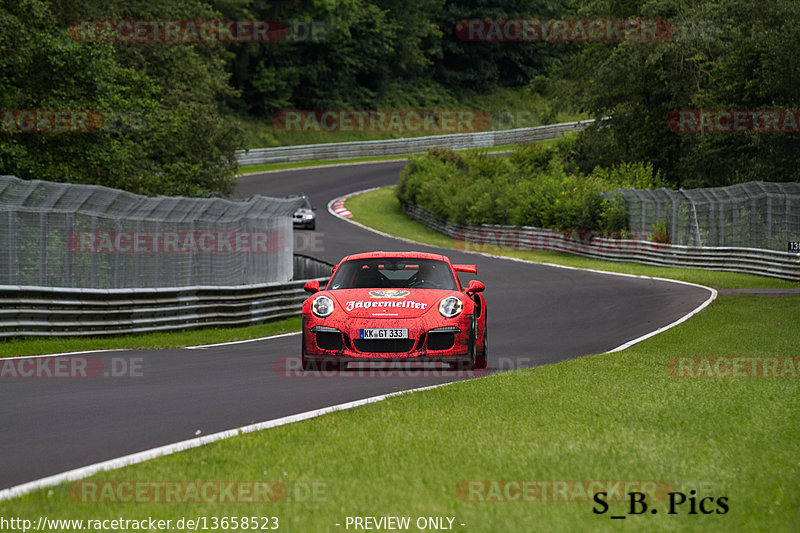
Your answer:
(562, 0), (800, 187)
(1, 0), (797, 196)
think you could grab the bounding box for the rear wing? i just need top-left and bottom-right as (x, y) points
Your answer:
(453, 264), (477, 274)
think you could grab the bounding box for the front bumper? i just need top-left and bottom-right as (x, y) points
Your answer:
(302, 315), (475, 363)
(293, 219), (315, 229)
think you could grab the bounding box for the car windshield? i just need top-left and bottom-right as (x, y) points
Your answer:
(289, 195), (312, 210)
(328, 258), (458, 290)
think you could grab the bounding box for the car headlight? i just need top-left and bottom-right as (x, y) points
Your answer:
(439, 296), (463, 318)
(312, 295), (334, 317)
(304, 214), (313, 220)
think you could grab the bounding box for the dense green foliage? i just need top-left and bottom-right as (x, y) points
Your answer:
(0, 0), (243, 195)
(396, 143), (665, 231)
(225, 0), (569, 116)
(1, 0), (798, 196)
(563, 0), (800, 187)
(0, 0), (570, 195)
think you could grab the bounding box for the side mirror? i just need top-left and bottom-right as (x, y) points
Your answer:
(304, 280), (320, 293)
(466, 280), (485, 294)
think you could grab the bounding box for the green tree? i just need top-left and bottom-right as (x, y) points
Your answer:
(564, 0), (800, 186)
(227, 0), (447, 116)
(433, 0), (571, 92)
(1, 0), (243, 196)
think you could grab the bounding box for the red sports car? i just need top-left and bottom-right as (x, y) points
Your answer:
(301, 251), (487, 370)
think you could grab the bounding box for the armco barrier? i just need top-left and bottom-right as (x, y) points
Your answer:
(294, 253), (334, 279)
(236, 121), (592, 165)
(0, 255), (333, 338)
(403, 203), (800, 281)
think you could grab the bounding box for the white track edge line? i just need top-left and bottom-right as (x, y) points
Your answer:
(3, 329), (303, 360)
(185, 331), (301, 349)
(328, 187), (718, 355)
(1, 349), (127, 361)
(0, 382), (452, 502)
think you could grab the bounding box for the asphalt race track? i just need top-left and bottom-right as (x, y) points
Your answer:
(0, 161), (712, 491)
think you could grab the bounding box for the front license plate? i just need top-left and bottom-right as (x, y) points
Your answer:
(359, 328), (408, 339)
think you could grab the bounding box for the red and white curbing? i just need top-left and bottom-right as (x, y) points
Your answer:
(327, 187), (380, 220)
(330, 198), (352, 218)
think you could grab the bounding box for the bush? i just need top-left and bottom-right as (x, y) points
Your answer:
(650, 220), (671, 244)
(509, 143), (552, 174)
(424, 147), (465, 168)
(397, 143), (674, 234)
(601, 192), (629, 232)
(590, 161), (666, 189)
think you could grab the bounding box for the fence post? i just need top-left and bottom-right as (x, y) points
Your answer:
(7, 212), (17, 285)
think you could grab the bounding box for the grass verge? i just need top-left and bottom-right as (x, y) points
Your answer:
(2, 296), (798, 532)
(0, 317), (300, 358)
(345, 186), (798, 290)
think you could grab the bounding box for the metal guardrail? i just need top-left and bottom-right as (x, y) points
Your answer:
(293, 253), (334, 279)
(403, 203), (800, 282)
(0, 255), (333, 338)
(236, 121), (593, 165)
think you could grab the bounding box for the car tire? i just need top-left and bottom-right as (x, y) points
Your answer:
(309, 221), (316, 230)
(300, 316), (316, 371)
(473, 332), (487, 369)
(450, 317), (478, 371)
(300, 316), (306, 364)
(474, 313), (488, 369)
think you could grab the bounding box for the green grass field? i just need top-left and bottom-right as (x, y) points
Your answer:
(2, 182), (797, 533)
(2, 296), (797, 532)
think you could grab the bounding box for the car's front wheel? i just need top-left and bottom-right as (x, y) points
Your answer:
(474, 314), (487, 369)
(473, 331), (487, 369)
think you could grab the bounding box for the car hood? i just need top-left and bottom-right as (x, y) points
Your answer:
(325, 288), (459, 318)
